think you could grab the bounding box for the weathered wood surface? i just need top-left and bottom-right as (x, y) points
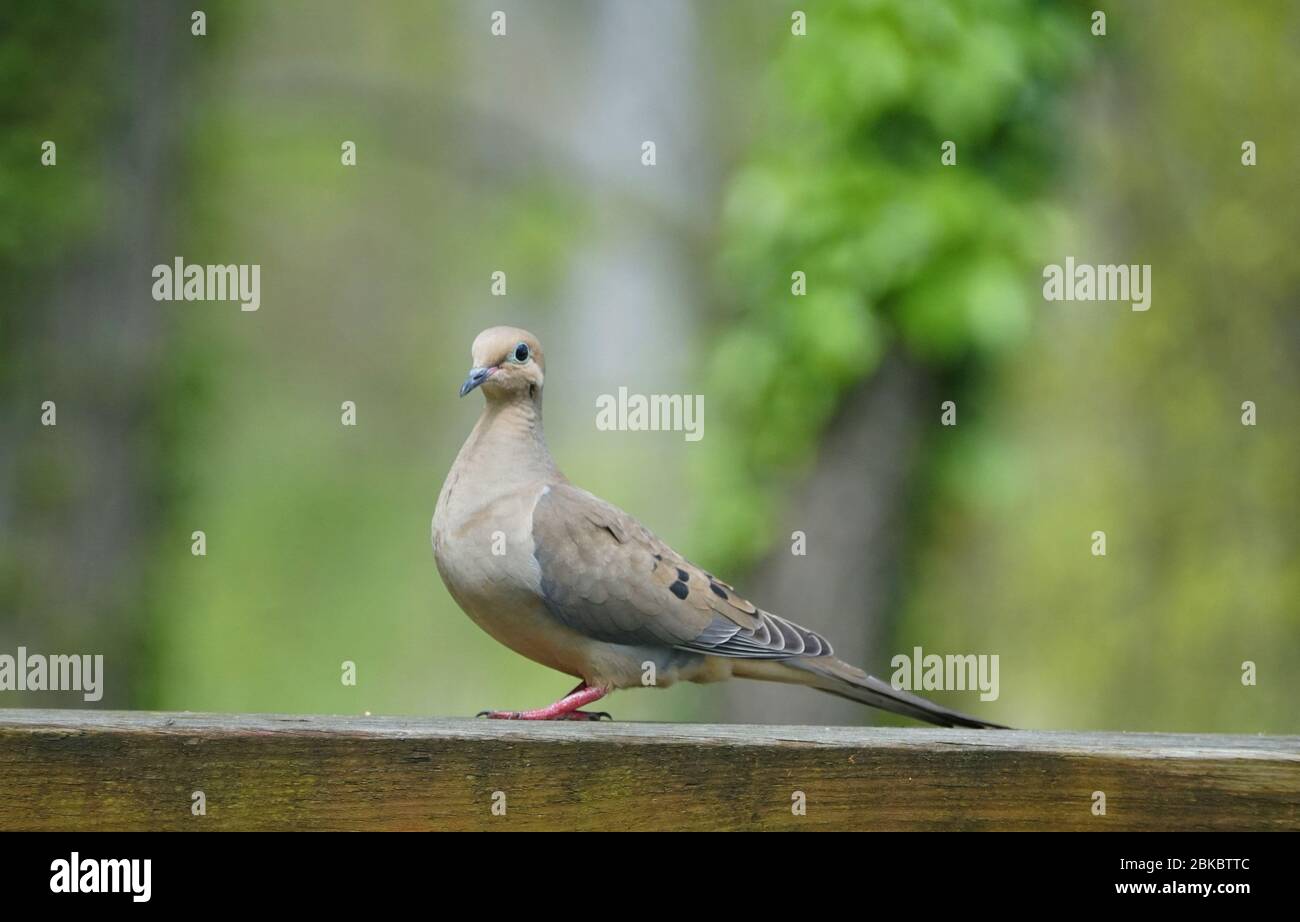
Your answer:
(0, 710), (1296, 831)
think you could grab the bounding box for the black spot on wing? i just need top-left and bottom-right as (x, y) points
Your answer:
(669, 580), (689, 600)
(709, 582), (728, 599)
(676, 567), (689, 582)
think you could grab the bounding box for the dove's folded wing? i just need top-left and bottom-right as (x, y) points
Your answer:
(530, 483), (832, 660)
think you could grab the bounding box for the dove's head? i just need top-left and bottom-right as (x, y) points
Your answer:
(460, 326), (546, 401)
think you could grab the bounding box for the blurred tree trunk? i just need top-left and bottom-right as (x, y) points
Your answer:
(0, 1), (185, 707)
(721, 352), (934, 725)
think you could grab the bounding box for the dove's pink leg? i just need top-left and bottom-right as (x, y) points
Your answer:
(477, 683), (610, 721)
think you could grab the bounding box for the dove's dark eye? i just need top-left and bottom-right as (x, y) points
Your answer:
(514, 342), (530, 363)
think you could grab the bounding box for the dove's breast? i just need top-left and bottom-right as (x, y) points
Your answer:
(432, 476), (599, 680)
(432, 476), (544, 598)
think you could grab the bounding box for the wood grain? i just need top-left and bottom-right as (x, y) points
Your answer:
(0, 710), (1296, 830)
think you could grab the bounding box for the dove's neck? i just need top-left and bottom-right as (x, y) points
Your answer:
(464, 394), (562, 484)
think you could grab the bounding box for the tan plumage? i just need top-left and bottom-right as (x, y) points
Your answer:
(432, 326), (1003, 727)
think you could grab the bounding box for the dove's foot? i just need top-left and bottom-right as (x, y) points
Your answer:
(474, 682), (609, 721)
(555, 709), (612, 721)
(476, 708), (611, 721)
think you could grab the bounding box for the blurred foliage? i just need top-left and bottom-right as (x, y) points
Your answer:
(899, 0), (1300, 732)
(0, 1), (115, 382)
(0, 2), (122, 655)
(2, 0), (1295, 733)
(701, 0), (1085, 572)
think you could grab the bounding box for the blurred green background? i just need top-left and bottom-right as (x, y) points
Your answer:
(1, 0), (1296, 731)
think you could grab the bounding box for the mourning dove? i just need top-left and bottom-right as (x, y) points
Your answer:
(432, 326), (1003, 727)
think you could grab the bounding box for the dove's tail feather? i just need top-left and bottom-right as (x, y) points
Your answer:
(797, 657), (1008, 729)
(735, 656), (1008, 729)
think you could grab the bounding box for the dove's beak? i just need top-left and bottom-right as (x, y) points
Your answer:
(459, 366), (495, 397)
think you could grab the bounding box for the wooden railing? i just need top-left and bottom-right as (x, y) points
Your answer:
(0, 709), (1296, 831)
